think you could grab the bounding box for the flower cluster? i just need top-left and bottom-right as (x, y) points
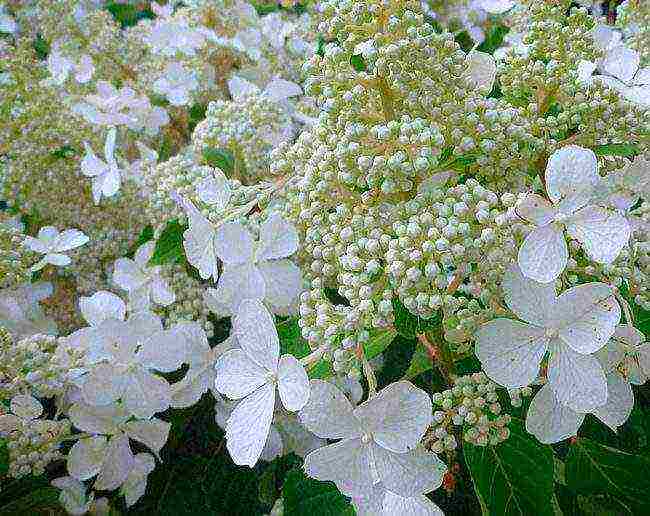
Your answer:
(0, 0), (649, 514)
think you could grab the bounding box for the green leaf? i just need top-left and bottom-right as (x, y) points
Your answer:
(106, 2), (154, 28)
(464, 418), (555, 516)
(0, 476), (60, 515)
(350, 54), (367, 72)
(391, 298), (440, 339)
(377, 335), (417, 387)
(203, 147), (235, 174)
(362, 329), (396, 359)
(277, 318), (333, 379)
(404, 342), (432, 379)
(565, 438), (650, 513)
(477, 25), (510, 55)
(149, 220), (186, 266)
(33, 35), (50, 60)
(282, 468), (355, 516)
(593, 144), (639, 157)
(0, 439), (8, 476)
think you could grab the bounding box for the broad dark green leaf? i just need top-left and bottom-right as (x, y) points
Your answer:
(363, 329), (396, 359)
(149, 220), (186, 266)
(0, 439), (7, 476)
(392, 298), (440, 339)
(464, 418), (555, 516)
(350, 54), (367, 72)
(106, 2), (154, 28)
(203, 147), (235, 175)
(593, 143), (639, 157)
(0, 475), (60, 516)
(277, 318), (333, 379)
(404, 342), (432, 379)
(565, 438), (650, 513)
(282, 468), (355, 516)
(377, 335), (417, 387)
(477, 25), (510, 55)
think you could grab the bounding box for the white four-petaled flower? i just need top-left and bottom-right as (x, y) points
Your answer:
(81, 128), (122, 204)
(476, 264), (620, 412)
(214, 299), (310, 466)
(153, 62), (199, 107)
(299, 379), (440, 499)
(113, 241), (175, 311)
(23, 226), (89, 271)
(517, 145), (630, 283)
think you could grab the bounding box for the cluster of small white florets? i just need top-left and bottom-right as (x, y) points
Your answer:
(0, 395), (71, 479)
(0, 330), (83, 399)
(427, 373), (511, 452)
(0, 0), (649, 514)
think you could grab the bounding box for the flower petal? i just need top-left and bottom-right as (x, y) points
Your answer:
(256, 214), (299, 261)
(10, 394), (43, 420)
(277, 354), (310, 411)
(303, 438), (373, 496)
(113, 258), (147, 292)
(214, 348), (269, 399)
(591, 372), (633, 431)
(502, 263), (556, 326)
(545, 145), (600, 212)
(475, 320), (548, 388)
(353, 381), (432, 453)
(68, 436), (108, 481)
(214, 263), (266, 314)
(95, 434), (135, 491)
(123, 418), (171, 455)
(383, 492), (444, 516)
(464, 51), (497, 91)
(525, 384), (584, 444)
(122, 369), (171, 419)
(214, 222), (255, 265)
(55, 229), (89, 252)
(298, 379), (361, 439)
(232, 299), (279, 372)
(551, 283), (620, 354)
(69, 402), (128, 434)
(259, 259), (303, 311)
(225, 383), (276, 467)
(82, 363), (126, 406)
(517, 224), (567, 283)
(79, 291), (126, 326)
(566, 206), (630, 264)
(548, 345), (607, 412)
(373, 446), (447, 498)
(601, 45), (640, 83)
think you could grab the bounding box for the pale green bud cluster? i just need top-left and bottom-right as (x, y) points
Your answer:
(427, 373), (511, 451)
(0, 332), (83, 399)
(0, 225), (36, 290)
(1, 415), (70, 479)
(617, 0), (650, 65)
(192, 93), (294, 184)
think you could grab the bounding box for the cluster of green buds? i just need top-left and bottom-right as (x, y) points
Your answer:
(426, 373), (511, 451)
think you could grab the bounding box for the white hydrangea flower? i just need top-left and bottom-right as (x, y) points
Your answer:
(214, 391), (325, 462)
(74, 81), (139, 127)
(146, 18), (212, 57)
(299, 380), (438, 498)
(517, 145), (630, 283)
(51, 476), (94, 516)
(213, 299), (310, 466)
(260, 12), (295, 51)
(475, 264), (620, 412)
(195, 168), (231, 210)
(210, 213), (303, 315)
(0, 4), (17, 34)
(81, 128), (122, 204)
(80, 312), (188, 418)
(0, 394), (44, 434)
(598, 325), (650, 386)
(170, 324), (233, 408)
(478, 0), (515, 14)
(120, 453), (156, 507)
(0, 282), (57, 339)
(228, 75), (302, 104)
(578, 26), (649, 107)
(47, 41), (94, 85)
(23, 226), (89, 271)
(464, 51), (497, 92)
(67, 401), (169, 493)
(153, 62), (198, 107)
(113, 241), (175, 311)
